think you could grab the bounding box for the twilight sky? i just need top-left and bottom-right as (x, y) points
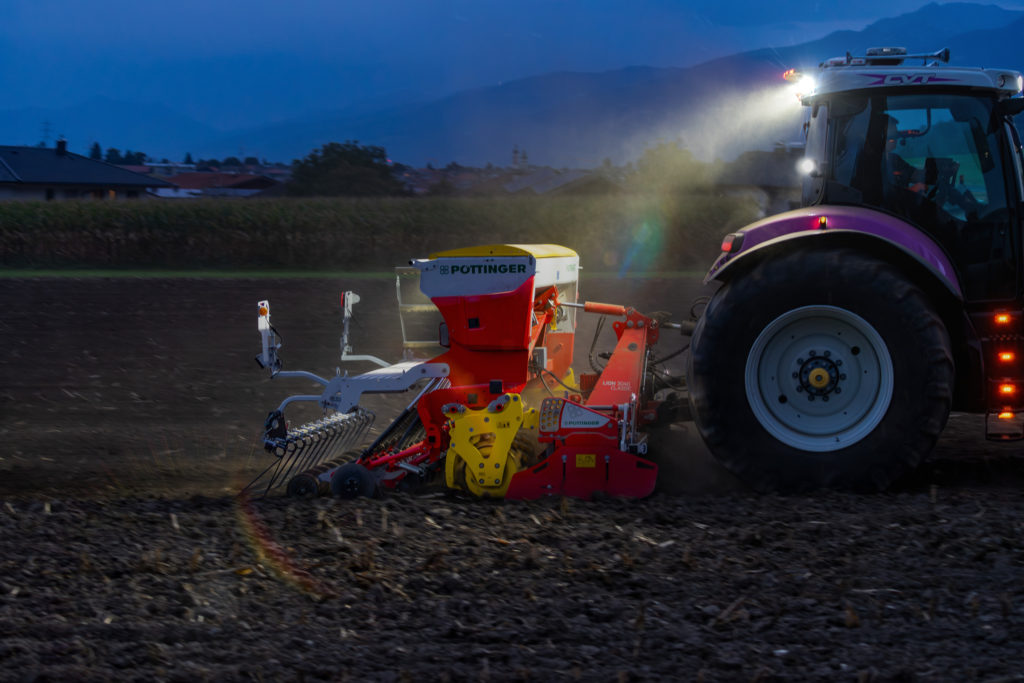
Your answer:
(3, 0), (1023, 129)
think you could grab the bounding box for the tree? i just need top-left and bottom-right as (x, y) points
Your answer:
(105, 148), (123, 164)
(221, 156), (242, 167)
(183, 152), (194, 164)
(120, 150), (148, 165)
(243, 156), (260, 167)
(287, 141), (407, 197)
(628, 140), (710, 193)
(426, 177), (457, 196)
(89, 142), (102, 160)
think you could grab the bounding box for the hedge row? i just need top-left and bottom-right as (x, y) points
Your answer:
(0, 195), (759, 271)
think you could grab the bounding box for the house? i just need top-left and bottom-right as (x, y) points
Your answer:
(144, 161), (197, 176)
(0, 141), (173, 200)
(155, 172), (280, 198)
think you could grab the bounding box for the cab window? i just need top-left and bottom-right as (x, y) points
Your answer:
(827, 93), (1016, 300)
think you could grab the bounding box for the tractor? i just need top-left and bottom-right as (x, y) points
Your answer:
(687, 47), (1024, 492)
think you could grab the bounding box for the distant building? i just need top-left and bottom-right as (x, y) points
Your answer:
(146, 161), (197, 176)
(503, 168), (621, 196)
(0, 141), (173, 200)
(154, 172), (280, 198)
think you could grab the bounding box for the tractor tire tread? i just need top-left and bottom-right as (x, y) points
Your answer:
(688, 246), (954, 492)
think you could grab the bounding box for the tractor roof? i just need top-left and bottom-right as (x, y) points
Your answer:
(800, 47), (1023, 104)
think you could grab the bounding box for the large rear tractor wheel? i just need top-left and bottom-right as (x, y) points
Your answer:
(688, 248), (954, 492)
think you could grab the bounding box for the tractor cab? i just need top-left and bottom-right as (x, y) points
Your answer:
(800, 47), (1024, 302)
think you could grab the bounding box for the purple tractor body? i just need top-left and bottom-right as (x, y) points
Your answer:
(687, 47), (1024, 492)
(708, 205), (963, 298)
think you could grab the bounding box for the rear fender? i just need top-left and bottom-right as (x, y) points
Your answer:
(705, 207), (986, 411)
(706, 206), (962, 299)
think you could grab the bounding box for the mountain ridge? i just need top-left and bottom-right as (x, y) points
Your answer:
(3, 2), (1022, 166)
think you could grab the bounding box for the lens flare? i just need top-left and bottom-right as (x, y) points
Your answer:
(617, 219), (665, 276)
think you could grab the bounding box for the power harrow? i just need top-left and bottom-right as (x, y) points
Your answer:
(245, 244), (690, 500)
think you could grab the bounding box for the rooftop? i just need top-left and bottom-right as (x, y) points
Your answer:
(0, 144), (173, 188)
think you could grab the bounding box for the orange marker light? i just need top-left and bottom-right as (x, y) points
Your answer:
(999, 383), (1017, 396)
(259, 306), (269, 316)
(818, 215), (828, 229)
(999, 351), (1016, 363)
(995, 313), (1011, 325)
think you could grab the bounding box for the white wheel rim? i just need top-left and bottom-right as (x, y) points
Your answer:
(744, 305), (894, 452)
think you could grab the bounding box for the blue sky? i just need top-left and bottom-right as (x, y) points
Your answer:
(3, 0), (1023, 129)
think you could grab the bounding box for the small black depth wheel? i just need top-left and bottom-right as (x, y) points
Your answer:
(286, 473), (322, 498)
(330, 463), (378, 499)
(688, 247), (954, 492)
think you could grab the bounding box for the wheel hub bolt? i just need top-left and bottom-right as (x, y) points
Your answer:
(796, 354), (842, 397)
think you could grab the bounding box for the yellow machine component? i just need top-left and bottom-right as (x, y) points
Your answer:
(445, 394), (539, 497)
(808, 368), (831, 389)
(522, 367), (579, 405)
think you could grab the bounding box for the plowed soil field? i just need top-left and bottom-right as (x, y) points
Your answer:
(1, 276), (1023, 682)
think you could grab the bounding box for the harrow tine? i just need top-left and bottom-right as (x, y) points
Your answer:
(292, 426), (336, 479)
(243, 409), (374, 498)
